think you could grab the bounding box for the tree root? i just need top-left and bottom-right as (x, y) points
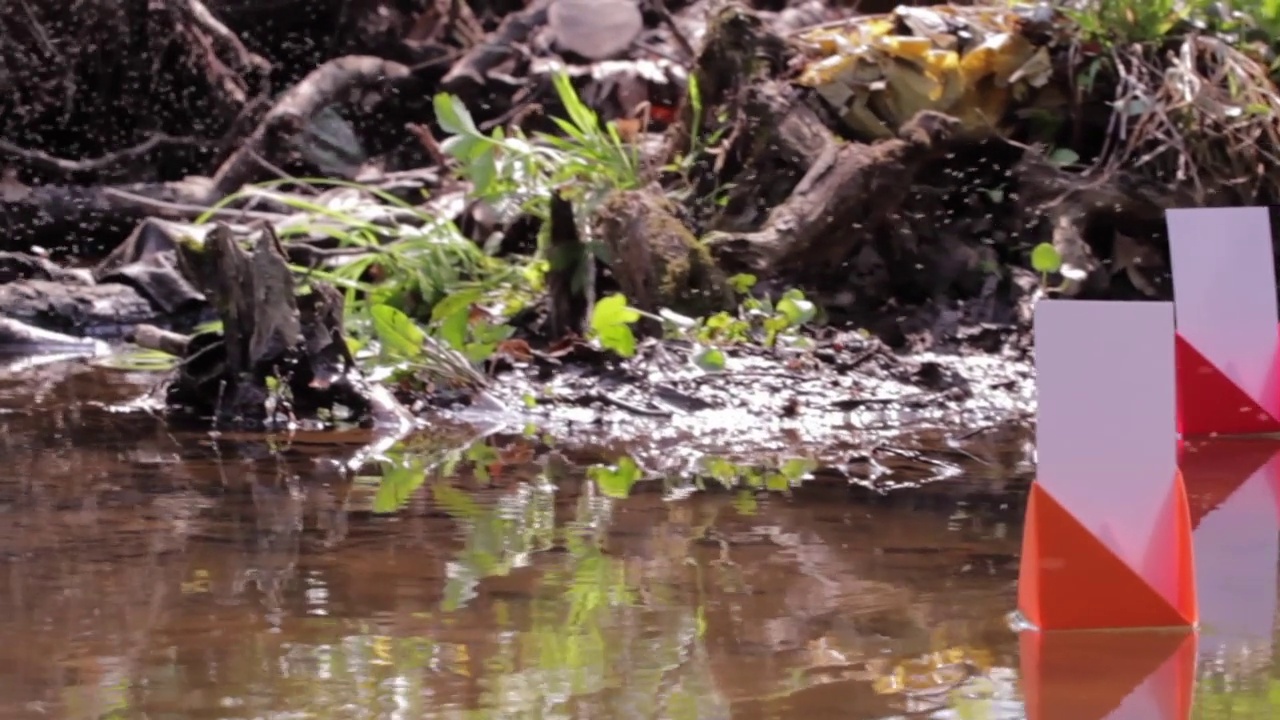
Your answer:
(705, 110), (964, 281)
(155, 222), (403, 428)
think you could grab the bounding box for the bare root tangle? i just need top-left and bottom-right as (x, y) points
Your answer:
(706, 110), (963, 280)
(441, 0), (551, 90)
(1096, 36), (1280, 204)
(0, 0), (269, 182)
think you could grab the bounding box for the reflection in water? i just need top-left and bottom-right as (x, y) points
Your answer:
(0, 361), (1279, 719)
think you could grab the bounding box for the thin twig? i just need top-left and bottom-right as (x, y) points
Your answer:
(0, 134), (208, 175)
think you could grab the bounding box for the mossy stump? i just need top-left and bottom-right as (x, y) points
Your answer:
(596, 188), (734, 332)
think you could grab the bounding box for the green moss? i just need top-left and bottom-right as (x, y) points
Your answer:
(597, 190), (734, 319)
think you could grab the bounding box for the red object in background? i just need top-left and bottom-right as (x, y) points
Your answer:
(648, 104), (678, 124)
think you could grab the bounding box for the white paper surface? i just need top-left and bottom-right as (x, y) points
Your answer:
(1168, 206), (1280, 416)
(1035, 300), (1178, 598)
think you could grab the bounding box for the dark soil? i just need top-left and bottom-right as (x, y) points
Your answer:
(0, 0), (1237, 454)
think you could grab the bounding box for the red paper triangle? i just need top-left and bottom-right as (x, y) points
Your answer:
(1020, 629), (1196, 720)
(1018, 483), (1194, 630)
(1179, 439), (1280, 528)
(1176, 334), (1280, 437)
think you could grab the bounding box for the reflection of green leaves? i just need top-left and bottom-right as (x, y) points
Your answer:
(432, 483), (485, 519)
(732, 490), (759, 516)
(587, 456), (643, 498)
(697, 454), (816, 492)
(371, 304), (426, 359)
(94, 346), (180, 372)
(589, 294), (641, 358)
(779, 457), (817, 483)
(372, 457), (428, 513)
(1193, 667), (1280, 718)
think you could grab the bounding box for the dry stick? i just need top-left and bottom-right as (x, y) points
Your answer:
(441, 0), (551, 90)
(100, 187), (287, 222)
(648, 0), (697, 59)
(175, 0), (269, 76)
(130, 324), (192, 358)
(0, 134), (208, 176)
(210, 56), (411, 197)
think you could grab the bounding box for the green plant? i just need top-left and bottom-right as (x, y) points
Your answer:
(196, 178), (528, 331)
(657, 276), (818, 369)
(433, 69), (641, 229)
(1060, 0), (1180, 45)
(1030, 242), (1062, 282)
(368, 303), (489, 390)
(588, 293), (643, 358)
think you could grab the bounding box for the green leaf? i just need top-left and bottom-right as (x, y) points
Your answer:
(1030, 243), (1063, 274)
(469, 146), (499, 197)
(431, 288), (482, 324)
(596, 325), (637, 358)
(440, 134), (482, 161)
(438, 310), (469, 351)
(371, 304), (426, 359)
(694, 346), (726, 372)
(1048, 147), (1080, 166)
(728, 273), (757, 294)
(433, 93), (479, 136)
(591, 294), (640, 326)
(589, 294), (641, 357)
(776, 296), (816, 327)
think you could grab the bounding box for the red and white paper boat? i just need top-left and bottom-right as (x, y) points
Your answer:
(1019, 300), (1197, 630)
(1168, 207), (1280, 436)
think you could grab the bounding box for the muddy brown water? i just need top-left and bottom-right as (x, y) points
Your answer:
(0, 357), (1274, 719)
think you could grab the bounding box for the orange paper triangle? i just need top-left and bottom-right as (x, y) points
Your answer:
(1020, 629), (1196, 720)
(1018, 482), (1195, 630)
(1176, 334), (1280, 437)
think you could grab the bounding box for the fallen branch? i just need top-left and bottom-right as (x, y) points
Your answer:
(129, 324), (191, 357)
(210, 55), (412, 196)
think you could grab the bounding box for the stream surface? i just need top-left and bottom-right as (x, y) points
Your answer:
(0, 357), (1275, 719)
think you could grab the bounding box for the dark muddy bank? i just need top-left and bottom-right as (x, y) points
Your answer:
(0, 0), (1233, 445)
